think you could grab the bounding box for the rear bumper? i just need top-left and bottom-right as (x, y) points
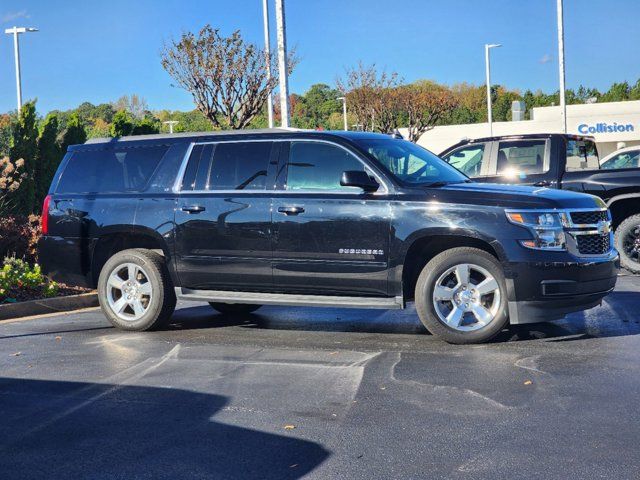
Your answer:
(505, 251), (619, 324)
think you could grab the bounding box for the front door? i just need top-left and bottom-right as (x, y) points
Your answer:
(174, 141), (277, 290)
(272, 140), (392, 297)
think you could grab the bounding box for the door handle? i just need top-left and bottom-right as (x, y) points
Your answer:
(533, 180), (551, 187)
(278, 206), (305, 216)
(181, 205), (206, 214)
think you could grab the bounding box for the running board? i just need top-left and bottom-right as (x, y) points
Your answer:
(176, 288), (405, 310)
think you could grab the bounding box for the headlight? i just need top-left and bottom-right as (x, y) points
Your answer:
(506, 210), (567, 251)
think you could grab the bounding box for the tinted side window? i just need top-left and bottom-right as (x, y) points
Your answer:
(56, 145), (168, 193)
(286, 142), (364, 191)
(207, 142), (272, 190)
(442, 144), (487, 177)
(497, 140), (547, 175)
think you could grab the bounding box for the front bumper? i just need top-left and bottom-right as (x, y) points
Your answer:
(504, 250), (619, 324)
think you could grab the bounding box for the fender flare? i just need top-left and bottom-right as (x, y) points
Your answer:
(606, 193), (640, 208)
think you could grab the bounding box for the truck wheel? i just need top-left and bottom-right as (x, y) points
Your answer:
(415, 247), (508, 344)
(98, 249), (176, 331)
(614, 214), (640, 274)
(209, 303), (262, 314)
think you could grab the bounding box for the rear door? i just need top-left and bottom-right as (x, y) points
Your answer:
(271, 140), (392, 296)
(174, 140), (277, 290)
(481, 138), (555, 187)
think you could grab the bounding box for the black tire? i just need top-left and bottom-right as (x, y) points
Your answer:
(98, 249), (176, 331)
(614, 214), (640, 274)
(415, 247), (509, 344)
(209, 303), (262, 314)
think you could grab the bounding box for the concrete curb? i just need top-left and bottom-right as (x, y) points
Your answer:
(0, 292), (98, 321)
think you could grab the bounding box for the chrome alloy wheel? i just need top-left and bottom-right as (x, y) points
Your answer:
(105, 263), (153, 321)
(432, 263), (501, 332)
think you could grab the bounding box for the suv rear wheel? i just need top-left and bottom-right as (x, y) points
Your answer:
(415, 247), (508, 344)
(614, 214), (640, 274)
(98, 249), (176, 331)
(209, 303), (262, 314)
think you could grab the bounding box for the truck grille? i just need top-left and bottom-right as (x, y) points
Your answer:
(576, 233), (610, 255)
(570, 210), (608, 225)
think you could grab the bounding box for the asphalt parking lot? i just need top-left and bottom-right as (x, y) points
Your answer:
(1, 275), (639, 480)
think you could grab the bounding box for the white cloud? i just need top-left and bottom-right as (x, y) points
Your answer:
(2, 10), (30, 23)
(539, 53), (552, 64)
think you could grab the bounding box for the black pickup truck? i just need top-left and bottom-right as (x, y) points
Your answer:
(39, 130), (618, 344)
(441, 134), (640, 273)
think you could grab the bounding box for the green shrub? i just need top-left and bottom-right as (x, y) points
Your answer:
(0, 257), (58, 303)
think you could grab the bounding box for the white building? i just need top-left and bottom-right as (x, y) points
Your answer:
(412, 100), (640, 158)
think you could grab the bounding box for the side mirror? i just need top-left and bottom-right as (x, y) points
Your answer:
(340, 170), (379, 192)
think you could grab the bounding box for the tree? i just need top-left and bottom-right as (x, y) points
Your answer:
(35, 113), (61, 210)
(0, 156), (26, 216)
(337, 62), (401, 132)
(9, 101), (39, 215)
(293, 84), (342, 129)
(161, 26), (296, 130)
(59, 113), (87, 153)
(131, 117), (160, 135)
(397, 81), (458, 143)
(112, 95), (149, 120)
(601, 82), (630, 103)
(110, 110), (134, 137)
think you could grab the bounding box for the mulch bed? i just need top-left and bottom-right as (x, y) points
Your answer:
(1, 283), (92, 305)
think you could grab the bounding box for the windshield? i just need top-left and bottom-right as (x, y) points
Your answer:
(354, 138), (468, 186)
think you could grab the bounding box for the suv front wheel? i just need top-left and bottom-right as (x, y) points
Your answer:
(415, 247), (509, 344)
(98, 249), (176, 331)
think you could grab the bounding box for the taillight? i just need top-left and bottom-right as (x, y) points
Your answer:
(42, 195), (51, 235)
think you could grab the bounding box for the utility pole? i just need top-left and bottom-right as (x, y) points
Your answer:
(163, 121), (179, 134)
(274, 0), (290, 128)
(557, 0), (567, 133)
(5, 26), (38, 113)
(485, 43), (501, 136)
(262, 0), (274, 128)
(337, 96), (348, 131)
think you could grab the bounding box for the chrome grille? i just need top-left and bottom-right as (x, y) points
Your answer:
(570, 210), (608, 225)
(576, 233), (610, 255)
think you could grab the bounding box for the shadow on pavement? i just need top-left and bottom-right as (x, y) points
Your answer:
(0, 378), (329, 480)
(165, 288), (640, 344)
(166, 305), (427, 335)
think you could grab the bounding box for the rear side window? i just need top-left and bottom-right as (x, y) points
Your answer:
(56, 145), (168, 193)
(442, 144), (488, 177)
(286, 141), (364, 191)
(566, 139), (599, 171)
(180, 141), (272, 191)
(496, 140), (548, 175)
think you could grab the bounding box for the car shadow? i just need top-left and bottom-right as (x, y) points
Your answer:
(0, 377), (329, 480)
(164, 289), (640, 343)
(165, 304), (427, 335)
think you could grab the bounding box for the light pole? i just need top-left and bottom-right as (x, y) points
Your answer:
(485, 43), (501, 136)
(274, 0), (290, 128)
(5, 26), (38, 113)
(262, 0), (274, 128)
(163, 121), (179, 134)
(556, 0), (567, 133)
(337, 96), (348, 131)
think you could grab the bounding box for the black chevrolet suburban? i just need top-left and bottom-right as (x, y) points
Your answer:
(39, 130), (619, 344)
(440, 133), (640, 273)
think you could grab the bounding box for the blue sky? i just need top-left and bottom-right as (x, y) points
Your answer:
(0, 0), (639, 114)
